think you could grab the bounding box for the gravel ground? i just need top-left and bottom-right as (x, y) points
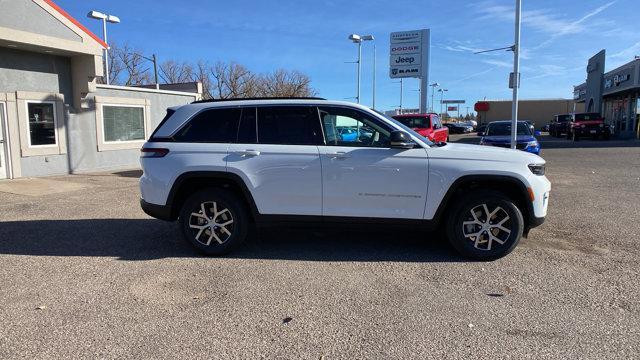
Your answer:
(0, 136), (639, 359)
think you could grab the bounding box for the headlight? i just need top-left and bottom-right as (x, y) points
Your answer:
(528, 163), (545, 176)
(526, 141), (539, 148)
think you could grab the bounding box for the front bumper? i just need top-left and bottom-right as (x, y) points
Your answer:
(140, 198), (173, 221)
(572, 127), (610, 137)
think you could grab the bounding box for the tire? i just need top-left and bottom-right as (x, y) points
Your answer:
(446, 190), (524, 261)
(178, 188), (249, 255)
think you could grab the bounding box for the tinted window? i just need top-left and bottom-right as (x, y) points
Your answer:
(173, 108), (241, 142)
(319, 106), (391, 147)
(257, 106), (322, 145)
(237, 107), (257, 144)
(486, 122), (532, 136)
(574, 113), (601, 121)
(393, 116), (430, 128)
(556, 114), (571, 122)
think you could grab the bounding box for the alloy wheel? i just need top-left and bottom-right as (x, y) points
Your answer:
(188, 201), (234, 246)
(462, 203), (512, 251)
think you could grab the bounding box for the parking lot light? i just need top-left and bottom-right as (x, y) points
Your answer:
(87, 10), (120, 85)
(348, 33), (374, 104)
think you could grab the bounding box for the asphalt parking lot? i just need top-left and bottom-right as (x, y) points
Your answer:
(1, 135), (639, 359)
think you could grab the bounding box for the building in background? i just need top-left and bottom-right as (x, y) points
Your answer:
(574, 50), (640, 139)
(0, 0), (200, 179)
(474, 99), (582, 129)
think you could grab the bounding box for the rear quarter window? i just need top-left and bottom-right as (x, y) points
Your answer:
(173, 108), (241, 143)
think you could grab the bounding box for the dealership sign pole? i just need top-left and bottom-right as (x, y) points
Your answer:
(390, 29), (430, 113)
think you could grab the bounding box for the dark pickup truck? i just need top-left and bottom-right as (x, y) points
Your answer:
(549, 114), (572, 137)
(566, 113), (610, 141)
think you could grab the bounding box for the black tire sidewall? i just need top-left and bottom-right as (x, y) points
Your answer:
(446, 191), (524, 261)
(179, 189), (248, 255)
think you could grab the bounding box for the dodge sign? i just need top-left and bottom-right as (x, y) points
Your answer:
(389, 29), (429, 79)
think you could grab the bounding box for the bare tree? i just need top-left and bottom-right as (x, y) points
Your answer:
(191, 60), (213, 99)
(115, 44), (151, 86)
(97, 42), (125, 85)
(258, 69), (316, 97)
(210, 62), (259, 99)
(159, 60), (193, 84)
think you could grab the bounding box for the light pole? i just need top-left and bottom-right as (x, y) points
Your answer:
(429, 82), (440, 113)
(348, 34), (374, 104)
(372, 44), (377, 109)
(438, 88), (448, 116)
(510, 0), (522, 149)
(399, 79), (404, 113)
(87, 11), (120, 85)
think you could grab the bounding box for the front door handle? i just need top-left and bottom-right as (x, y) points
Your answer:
(327, 151), (349, 159)
(238, 149), (260, 157)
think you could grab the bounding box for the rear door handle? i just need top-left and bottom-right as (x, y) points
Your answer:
(327, 151), (349, 159)
(238, 149), (260, 157)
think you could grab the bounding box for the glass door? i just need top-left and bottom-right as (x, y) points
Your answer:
(0, 102), (7, 179)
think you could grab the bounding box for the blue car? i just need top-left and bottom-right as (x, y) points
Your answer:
(479, 120), (541, 155)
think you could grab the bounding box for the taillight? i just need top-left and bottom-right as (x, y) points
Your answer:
(140, 148), (169, 158)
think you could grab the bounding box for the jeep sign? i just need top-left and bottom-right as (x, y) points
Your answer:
(389, 28), (430, 113)
(389, 29), (429, 79)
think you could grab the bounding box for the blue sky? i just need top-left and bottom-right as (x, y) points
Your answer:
(57, 0), (640, 113)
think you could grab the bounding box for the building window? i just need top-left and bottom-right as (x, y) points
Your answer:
(102, 105), (145, 142)
(27, 101), (57, 146)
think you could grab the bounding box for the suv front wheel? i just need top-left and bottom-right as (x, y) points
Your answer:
(446, 191), (524, 260)
(179, 188), (249, 255)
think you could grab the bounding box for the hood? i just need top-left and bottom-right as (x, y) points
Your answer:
(482, 135), (536, 143)
(434, 142), (544, 164)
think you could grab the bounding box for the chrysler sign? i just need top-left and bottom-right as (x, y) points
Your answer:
(389, 29), (429, 79)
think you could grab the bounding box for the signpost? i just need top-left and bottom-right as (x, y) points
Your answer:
(389, 29), (430, 114)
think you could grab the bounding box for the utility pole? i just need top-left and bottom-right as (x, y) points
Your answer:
(372, 44), (376, 109)
(510, 0), (522, 149)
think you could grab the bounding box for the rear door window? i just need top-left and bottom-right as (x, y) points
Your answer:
(257, 106), (323, 145)
(173, 108), (241, 143)
(237, 107), (257, 144)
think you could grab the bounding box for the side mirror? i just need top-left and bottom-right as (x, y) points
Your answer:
(534, 130), (542, 137)
(390, 130), (415, 149)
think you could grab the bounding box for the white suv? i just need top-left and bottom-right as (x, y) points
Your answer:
(140, 98), (550, 260)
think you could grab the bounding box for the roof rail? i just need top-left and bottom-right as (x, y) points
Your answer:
(191, 96), (326, 104)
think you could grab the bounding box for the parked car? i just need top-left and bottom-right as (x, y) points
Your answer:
(392, 113), (449, 142)
(140, 98), (550, 260)
(479, 120), (541, 155)
(444, 122), (473, 134)
(566, 112), (610, 141)
(459, 120), (478, 129)
(549, 114), (572, 137)
(541, 124), (550, 132)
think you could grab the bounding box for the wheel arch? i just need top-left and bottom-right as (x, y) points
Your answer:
(166, 171), (259, 221)
(433, 175), (534, 230)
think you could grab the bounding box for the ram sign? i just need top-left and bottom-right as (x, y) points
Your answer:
(389, 29), (429, 79)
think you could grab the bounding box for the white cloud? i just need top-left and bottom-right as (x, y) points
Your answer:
(482, 59), (512, 68)
(475, 1), (617, 49)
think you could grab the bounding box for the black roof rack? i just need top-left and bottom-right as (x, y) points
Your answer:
(191, 97), (326, 104)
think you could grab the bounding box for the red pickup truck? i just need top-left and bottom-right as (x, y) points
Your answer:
(392, 113), (449, 142)
(567, 112), (611, 141)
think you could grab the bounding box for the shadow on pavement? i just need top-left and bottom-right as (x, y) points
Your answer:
(112, 169), (143, 178)
(451, 134), (640, 149)
(0, 219), (461, 262)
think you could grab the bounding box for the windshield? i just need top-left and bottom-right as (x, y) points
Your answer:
(486, 122), (532, 136)
(557, 115), (572, 122)
(379, 113), (435, 146)
(574, 113), (601, 121)
(393, 116), (430, 128)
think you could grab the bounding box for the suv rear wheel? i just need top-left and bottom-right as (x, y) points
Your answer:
(446, 190), (524, 260)
(178, 188), (248, 255)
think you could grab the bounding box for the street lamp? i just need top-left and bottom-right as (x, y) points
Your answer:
(438, 88), (448, 116)
(88, 10), (120, 85)
(348, 33), (374, 104)
(429, 82), (440, 113)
